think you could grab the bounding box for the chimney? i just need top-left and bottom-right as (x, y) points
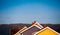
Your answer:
(43, 24), (47, 28)
(32, 20), (36, 25)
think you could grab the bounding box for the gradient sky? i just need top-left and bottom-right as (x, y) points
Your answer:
(0, 0), (60, 24)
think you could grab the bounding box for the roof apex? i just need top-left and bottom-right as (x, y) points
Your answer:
(31, 21), (43, 28)
(34, 26), (60, 35)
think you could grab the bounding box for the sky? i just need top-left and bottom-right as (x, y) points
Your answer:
(0, 0), (60, 24)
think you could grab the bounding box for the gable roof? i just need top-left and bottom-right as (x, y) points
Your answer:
(10, 23), (60, 35)
(34, 27), (60, 35)
(31, 21), (43, 29)
(14, 26), (27, 35)
(11, 24), (31, 35)
(20, 21), (43, 33)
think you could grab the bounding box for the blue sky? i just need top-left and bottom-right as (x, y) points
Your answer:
(0, 0), (60, 24)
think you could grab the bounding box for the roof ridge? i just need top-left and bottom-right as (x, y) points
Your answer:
(34, 26), (60, 35)
(31, 21), (43, 28)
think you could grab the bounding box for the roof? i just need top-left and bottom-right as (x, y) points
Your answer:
(10, 24), (60, 35)
(31, 21), (43, 29)
(34, 27), (60, 35)
(20, 21), (43, 33)
(10, 24), (31, 35)
(14, 26), (27, 35)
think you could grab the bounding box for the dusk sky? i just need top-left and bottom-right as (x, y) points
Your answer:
(0, 0), (60, 24)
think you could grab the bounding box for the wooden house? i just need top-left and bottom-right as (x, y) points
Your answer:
(34, 27), (60, 35)
(20, 21), (43, 35)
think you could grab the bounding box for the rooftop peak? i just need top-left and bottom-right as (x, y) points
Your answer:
(31, 21), (43, 29)
(32, 20), (37, 25)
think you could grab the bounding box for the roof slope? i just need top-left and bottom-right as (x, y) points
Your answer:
(10, 24), (60, 35)
(20, 21), (43, 35)
(34, 27), (60, 35)
(14, 26), (27, 35)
